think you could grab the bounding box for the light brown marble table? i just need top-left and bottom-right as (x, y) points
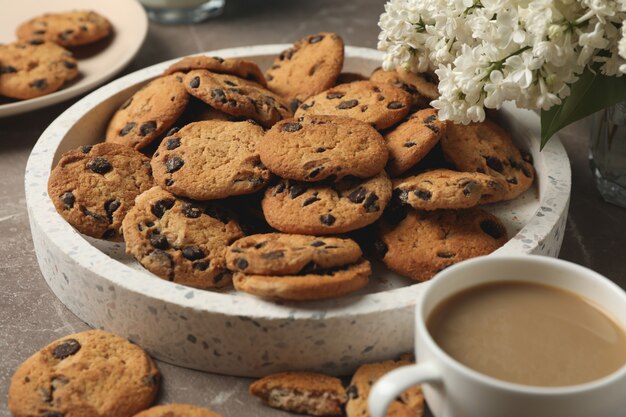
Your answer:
(1, 1), (625, 416)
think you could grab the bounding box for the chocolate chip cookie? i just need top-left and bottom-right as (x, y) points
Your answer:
(385, 108), (446, 177)
(16, 10), (112, 47)
(48, 142), (154, 240)
(0, 41), (78, 99)
(392, 169), (506, 210)
(122, 186), (243, 289)
(233, 258), (370, 301)
(184, 70), (291, 127)
(262, 172), (392, 235)
(134, 404), (225, 417)
(226, 233), (362, 275)
(8, 330), (160, 417)
(106, 74), (189, 150)
(164, 55), (267, 87)
(250, 372), (347, 416)
(441, 120), (535, 200)
(378, 208), (508, 281)
(294, 81), (411, 130)
(266, 32), (344, 106)
(151, 120), (270, 200)
(370, 67), (439, 109)
(259, 115), (388, 181)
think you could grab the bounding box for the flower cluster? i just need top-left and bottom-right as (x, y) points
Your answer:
(378, 0), (626, 123)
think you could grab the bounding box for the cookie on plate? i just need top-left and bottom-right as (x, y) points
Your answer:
(378, 208), (508, 281)
(164, 55), (267, 87)
(48, 142), (154, 240)
(134, 404), (225, 417)
(266, 32), (344, 107)
(370, 67), (439, 109)
(385, 108), (446, 177)
(16, 10), (111, 47)
(250, 372), (347, 416)
(392, 169), (506, 210)
(294, 81), (411, 130)
(151, 120), (270, 200)
(0, 41), (78, 100)
(122, 186), (243, 289)
(441, 120), (535, 200)
(227, 233), (362, 275)
(234, 258), (370, 301)
(184, 70), (291, 127)
(106, 74), (189, 150)
(262, 172), (392, 235)
(8, 330), (160, 417)
(259, 115), (388, 182)
(346, 357), (424, 417)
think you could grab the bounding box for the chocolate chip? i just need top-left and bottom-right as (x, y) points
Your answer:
(485, 156), (504, 173)
(86, 157), (112, 174)
(30, 79), (48, 89)
(480, 219), (504, 239)
(315, 147), (326, 153)
(213, 56), (225, 63)
(139, 121), (157, 136)
(274, 182), (286, 194)
(289, 184), (307, 199)
(301, 101), (314, 110)
(43, 412), (64, 417)
(60, 192), (74, 209)
(266, 74), (274, 81)
(182, 203), (201, 218)
(29, 39), (44, 45)
(262, 251), (284, 259)
(403, 141), (416, 148)
(52, 339), (81, 359)
(224, 79), (237, 86)
(302, 196), (320, 206)
(104, 199), (120, 222)
(82, 208), (106, 221)
(462, 181), (478, 196)
(426, 124), (440, 134)
(337, 99), (358, 109)
(309, 34), (324, 43)
(254, 241), (268, 249)
(522, 152), (533, 164)
(165, 156), (184, 173)
(59, 29), (75, 40)
(214, 270), (231, 283)
(374, 240), (388, 258)
(289, 99), (302, 113)
(119, 122), (136, 136)
(414, 189), (432, 200)
(437, 251), (455, 258)
(387, 101), (405, 109)
(363, 193), (380, 212)
(310, 240), (325, 247)
(189, 76), (200, 88)
(80, 145), (92, 153)
(151, 199), (175, 218)
(235, 258), (249, 270)
(150, 233), (169, 249)
(0, 65), (17, 74)
(142, 374), (159, 386)
(33, 30), (46, 35)
(182, 246), (205, 261)
(521, 165), (532, 178)
(320, 214), (336, 225)
(424, 115), (437, 124)
(63, 60), (77, 69)
(204, 205), (230, 224)
(280, 48), (295, 60)
(507, 177), (518, 184)
(326, 92), (345, 100)
(377, 95), (385, 101)
(164, 178), (174, 186)
(307, 167), (322, 179)
(281, 122), (302, 132)
(193, 261), (209, 271)
(347, 384), (359, 399)
(348, 187), (367, 204)
(80, 25), (88, 32)
(165, 137), (181, 150)
(211, 88), (227, 104)
(360, 105), (368, 112)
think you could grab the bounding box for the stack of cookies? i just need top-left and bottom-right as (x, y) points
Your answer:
(48, 31), (535, 302)
(0, 10), (112, 100)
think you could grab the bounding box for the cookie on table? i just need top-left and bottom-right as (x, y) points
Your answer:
(392, 169), (506, 210)
(184, 70), (291, 127)
(378, 208), (508, 281)
(227, 233), (362, 275)
(294, 81), (411, 130)
(441, 120), (535, 200)
(151, 120), (270, 200)
(106, 74), (189, 150)
(385, 108), (446, 177)
(336, 72), (367, 84)
(259, 115), (388, 182)
(16, 10), (111, 47)
(262, 172), (392, 235)
(48, 142), (154, 240)
(346, 357), (424, 417)
(122, 186), (243, 289)
(266, 32), (344, 108)
(234, 258), (370, 301)
(0, 41), (78, 100)
(8, 330), (160, 417)
(134, 404), (225, 417)
(164, 55), (267, 87)
(370, 67), (439, 109)
(250, 372), (347, 416)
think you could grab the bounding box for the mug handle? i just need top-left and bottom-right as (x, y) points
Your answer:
(369, 362), (442, 417)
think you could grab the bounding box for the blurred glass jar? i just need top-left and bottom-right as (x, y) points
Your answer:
(139, 0), (225, 24)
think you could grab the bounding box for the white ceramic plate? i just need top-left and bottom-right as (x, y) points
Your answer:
(25, 45), (571, 377)
(0, 0), (147, 118)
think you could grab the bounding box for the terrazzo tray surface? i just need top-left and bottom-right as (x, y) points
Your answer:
(25, 45), (571, 377)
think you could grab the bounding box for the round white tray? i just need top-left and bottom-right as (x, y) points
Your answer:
(25, 45), (571, 377)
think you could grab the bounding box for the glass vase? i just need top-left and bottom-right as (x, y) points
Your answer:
(589, 101), (626, 208)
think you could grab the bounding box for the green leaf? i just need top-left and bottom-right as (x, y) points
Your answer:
(540, 69), (626, 149)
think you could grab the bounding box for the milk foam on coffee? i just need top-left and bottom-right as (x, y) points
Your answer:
(427, 281), (626, 387)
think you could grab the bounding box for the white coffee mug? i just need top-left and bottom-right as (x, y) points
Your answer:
(369, 255), (626, 417)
